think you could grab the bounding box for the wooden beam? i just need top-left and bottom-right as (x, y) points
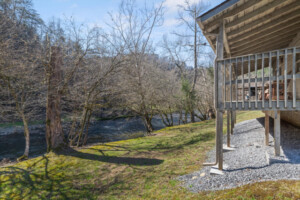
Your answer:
(231, 37), (295, 57)
(223, 21), (231, 56)
(231, 33), (297, 55)
(227, 1), (300, 36)
(198, 21), (216, 53)
(230, 25), (300, 51)
(199, 0), (239, 22)
(228, 11), (300, 41)
(265, 113), (269, 146)
(274, 111), (281, 156)
(231, 22), (300, 53)
(226, 0), (288, 29)
(205, 0), (261, 33)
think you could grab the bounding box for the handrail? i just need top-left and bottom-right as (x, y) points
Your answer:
(217, 46), (300, 111)
(217, 47), (300, 63)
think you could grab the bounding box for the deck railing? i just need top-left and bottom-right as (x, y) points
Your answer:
(216, 46), (300, 111)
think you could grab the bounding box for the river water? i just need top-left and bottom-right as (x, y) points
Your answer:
(0, 114), (198, 161)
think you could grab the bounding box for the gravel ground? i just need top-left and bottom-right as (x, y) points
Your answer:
(178, 117), (300, 192)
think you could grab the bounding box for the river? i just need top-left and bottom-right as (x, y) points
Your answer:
(0, 114), (199, 161)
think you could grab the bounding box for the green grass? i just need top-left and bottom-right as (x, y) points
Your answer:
(0, 111), (299, 200)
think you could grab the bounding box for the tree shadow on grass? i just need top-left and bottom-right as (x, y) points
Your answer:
(148, 132), (214, 151)
(0, 151), (150, 200)
(88, 131), (214, 154)
(0, 156), (95, 200)
(58, 147), (164, 166)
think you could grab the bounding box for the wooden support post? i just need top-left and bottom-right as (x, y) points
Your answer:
(206, 21), (224, 169)
(274, 111), (281, 156)
(227, 110), (230, 147)
(234, 111), (236, 124)
(217, 111), (223, 170)
(231, 110), (234, 135)
(265, 113), (269, 146)
(217, 21), (224, 171)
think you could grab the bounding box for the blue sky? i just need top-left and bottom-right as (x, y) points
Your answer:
(32, 0), (223, 32)
(32, 0), (224, 64)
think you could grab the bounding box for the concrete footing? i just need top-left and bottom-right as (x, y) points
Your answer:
(210, 164), (228, 175)
(223, 144), (236, 152)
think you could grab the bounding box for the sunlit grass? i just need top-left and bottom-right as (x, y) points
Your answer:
(1, 111), (299, 199)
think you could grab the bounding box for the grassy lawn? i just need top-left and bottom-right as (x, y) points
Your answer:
(0, 111), (299, 200)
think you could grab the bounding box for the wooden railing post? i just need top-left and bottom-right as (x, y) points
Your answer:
(293, 47), (296, 108)
(269, 52), (272, 108)
(255, 54), (258, 108)
(248, 55), (251, 109)
(242, 57), (245, 109)
(262, 53), (265, 109)
(235, 58), (238, 108)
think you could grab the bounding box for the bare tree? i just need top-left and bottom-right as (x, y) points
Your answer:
(105, 0), (164, 134)
(175, 0), (208, 122)
(40, 18), (97, 151)
(0, 0), (43, 160)
(67, 30), (124, 147)
(162, 35), (194, 124)
(155, 65), (180, 127)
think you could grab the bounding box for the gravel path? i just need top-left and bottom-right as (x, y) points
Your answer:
(178, 117), (300, 192)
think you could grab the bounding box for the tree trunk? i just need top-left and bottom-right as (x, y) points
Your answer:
(144, 114), (153, 134)
(77, 105), (89, 147)
(178, 110), (182, 125)
(190, 110), (195, 123)
(46, 46), (65, 152)
(18, 111), (30, 161)
(159, 113), (168, 126)
(184, 111), (188, 124)
(169, 107), (173, 126)
(68, 118), (77, 145)
(83, 109), (92, 145)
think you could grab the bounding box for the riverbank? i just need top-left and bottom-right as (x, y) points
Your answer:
(1, 111), (299, 199)
(0, 114), (198, 161)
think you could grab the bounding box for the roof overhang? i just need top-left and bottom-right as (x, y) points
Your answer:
(197, 0), (300, 58)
